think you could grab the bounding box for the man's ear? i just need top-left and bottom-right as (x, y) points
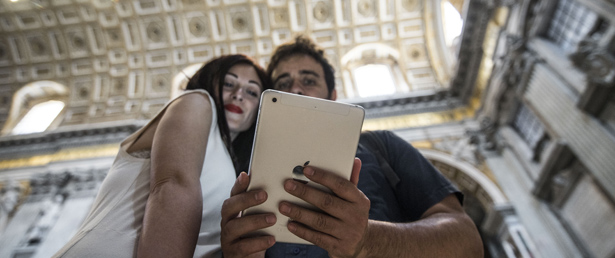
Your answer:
(329, 89), (337, 101)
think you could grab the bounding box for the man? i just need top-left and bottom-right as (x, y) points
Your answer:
(220, 36), (484, 257)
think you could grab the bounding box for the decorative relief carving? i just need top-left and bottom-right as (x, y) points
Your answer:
(104, 29), (123, 47)
(406, 44), (426, 62)
(268, 8), (285, 27)
(569, 39), (615, 87)
(313, 1), (332, 23)
(145, 20), (167, 43)
(66, 30), (88, 52)
(481, 35), (527, 127)
(231, 11), (251, 34)
(0, 180), (25, 220)
(149, 70), (171, 94)
(29, 173), (70, 196)
(357, 0), (377, 18)
(27, 36), (48, 57)
(13, 170), (101, 247)
(188, 17), (209, 38)
(0, 0), (477, 128)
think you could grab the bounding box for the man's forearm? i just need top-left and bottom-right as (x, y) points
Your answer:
(358, 213), (483, 258)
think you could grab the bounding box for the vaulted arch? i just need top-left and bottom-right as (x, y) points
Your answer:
(2, 81), (68, 136)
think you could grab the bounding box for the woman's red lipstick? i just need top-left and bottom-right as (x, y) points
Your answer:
(225, 104), (243, 114)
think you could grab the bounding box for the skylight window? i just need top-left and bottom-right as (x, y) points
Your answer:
(353, 64), (396, 97)
(12, 100), (65, 135)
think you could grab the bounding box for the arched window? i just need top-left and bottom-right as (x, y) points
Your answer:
(441, 0), (464, 52)
(171, 63), (203, 99)
(1, 81), (68, 136)
(425, 0), (465, 87)
(341, 43), (410, 99)
(12, 100), (65, 135)
(353, 64), (396, 97)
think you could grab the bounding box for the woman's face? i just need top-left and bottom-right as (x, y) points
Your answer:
(222, 63), (263, 137)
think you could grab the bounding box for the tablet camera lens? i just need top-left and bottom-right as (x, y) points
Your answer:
(272, 97), (277, 103)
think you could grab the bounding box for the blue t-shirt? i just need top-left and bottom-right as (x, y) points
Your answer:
(265, 130), (461, 258)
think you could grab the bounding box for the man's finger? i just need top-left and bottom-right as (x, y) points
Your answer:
(301, 165), (364, 202)
(283, 179), (351, 219)
(221, 189), (268, 225)
(287, 220), (339, 248)
(221, 214), (277, 244)
(279, 201), (343, 235)
(349, 158), (361, 185)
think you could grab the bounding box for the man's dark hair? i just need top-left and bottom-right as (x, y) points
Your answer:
(267, 35), (336, 97)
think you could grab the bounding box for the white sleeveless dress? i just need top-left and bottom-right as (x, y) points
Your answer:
(53, 90), (236, 258)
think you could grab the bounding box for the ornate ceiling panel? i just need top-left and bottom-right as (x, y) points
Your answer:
(0, 0), (491, 130)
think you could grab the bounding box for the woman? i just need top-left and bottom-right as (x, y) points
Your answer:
(53, 54), (270, 258)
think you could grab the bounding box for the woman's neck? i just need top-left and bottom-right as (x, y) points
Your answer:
(230, 131), (238, 141)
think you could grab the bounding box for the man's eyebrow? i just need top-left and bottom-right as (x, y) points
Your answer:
(273, 73), (290, 84)
(299, 70), (320, 77)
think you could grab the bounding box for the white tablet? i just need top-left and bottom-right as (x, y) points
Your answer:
(244, 89), (365, 244)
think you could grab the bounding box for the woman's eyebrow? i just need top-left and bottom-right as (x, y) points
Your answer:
(226, 73), (238, 78)
(249, 80), (262, 87)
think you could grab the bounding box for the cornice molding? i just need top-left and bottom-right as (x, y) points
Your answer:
(0, 120), (144, 160)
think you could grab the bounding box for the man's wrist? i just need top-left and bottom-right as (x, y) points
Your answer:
(353, 220), (373, 258)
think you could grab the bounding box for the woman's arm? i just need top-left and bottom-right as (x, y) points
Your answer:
(137, 93), (213, 257)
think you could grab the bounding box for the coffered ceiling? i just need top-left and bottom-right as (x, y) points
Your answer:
(0, 0), (492, 132)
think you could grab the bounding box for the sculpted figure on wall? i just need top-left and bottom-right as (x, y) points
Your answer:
(481, 35), (526, 125)
(0, 180), (24, 235)
(569, 38), (615, 87)
(524, 0), (554, 37)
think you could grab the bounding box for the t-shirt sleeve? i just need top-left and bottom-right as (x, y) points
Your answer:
(377, 130), (462, 221)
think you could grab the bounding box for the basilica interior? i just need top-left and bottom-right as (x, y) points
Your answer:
(0, 0), (614, 257)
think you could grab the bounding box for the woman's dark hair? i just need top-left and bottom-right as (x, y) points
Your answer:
(185, 54), (271, 175)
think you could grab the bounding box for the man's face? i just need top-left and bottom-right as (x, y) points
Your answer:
(271, 55), (337, 100)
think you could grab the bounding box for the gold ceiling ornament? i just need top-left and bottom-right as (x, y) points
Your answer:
(362, 106), (475, 131)
(232, 13), (250, 33)
(357, 0), (377, 17)
(0, 144), (119, 170)
(188, 17), (209, 38)
(106, 29), (123, 46)
(146, 21), (166, 43)
(68, 32), (87, 51)
(28, 36), (48, 57)
(406, 44), (426, 62)
(272, 8), (289, 25)
(313, 1), (332, 23)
